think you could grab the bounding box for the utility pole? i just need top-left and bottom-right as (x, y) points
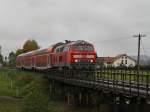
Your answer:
(133, 33), (146, 97)
(133, 34), (146, 74)
(0, 46), (1, 54)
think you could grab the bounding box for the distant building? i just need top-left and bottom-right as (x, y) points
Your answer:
(98, 54), (136, 67)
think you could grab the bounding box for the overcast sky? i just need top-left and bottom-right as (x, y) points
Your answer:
(0, 0), (150, 57)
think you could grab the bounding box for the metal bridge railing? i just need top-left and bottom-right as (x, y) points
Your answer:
(48, 69), (150, 98)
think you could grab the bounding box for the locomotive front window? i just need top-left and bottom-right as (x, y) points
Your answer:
(72, 45), (94, 52)
(63, 46), (70, 52)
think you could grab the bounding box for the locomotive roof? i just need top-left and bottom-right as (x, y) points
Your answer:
(17, 40), (93, 57)
(55, 40), (92, 46)
(67, 40), (92, 46)
(49, 42), (65, 51)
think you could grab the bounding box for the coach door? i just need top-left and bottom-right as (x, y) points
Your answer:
(48, 54), (51, 68)
(31, 57), (34, 68)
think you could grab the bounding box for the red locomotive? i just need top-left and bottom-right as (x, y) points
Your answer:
(16, 40), (96, 70)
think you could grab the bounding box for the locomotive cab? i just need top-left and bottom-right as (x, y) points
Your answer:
(70, 40), (96, 69)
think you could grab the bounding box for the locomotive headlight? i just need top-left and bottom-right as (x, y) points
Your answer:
(75, 59), (78, 62)
(90, 60), (93, 63)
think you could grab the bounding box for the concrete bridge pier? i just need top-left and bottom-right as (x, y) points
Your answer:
(66, 87), (87, 106)
(66, 87), (86, 106)
(66, 87), (101, 106)
(49, 80), (66, 100)
(67, 91), (75, 105)
(49, 80), (55, 99)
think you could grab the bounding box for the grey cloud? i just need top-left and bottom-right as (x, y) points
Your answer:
(0, 0), (150, 57)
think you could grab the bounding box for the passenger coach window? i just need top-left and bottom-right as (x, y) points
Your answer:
(55, 47), (64, 53)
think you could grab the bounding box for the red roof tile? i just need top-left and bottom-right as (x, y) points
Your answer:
(98, 57), (115, 64)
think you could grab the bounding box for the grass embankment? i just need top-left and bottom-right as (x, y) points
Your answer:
(0, 68), (92, 112)
(0, 69), (22, 112)
(0, 69), (16, 97)
(0, 69), (38, 112)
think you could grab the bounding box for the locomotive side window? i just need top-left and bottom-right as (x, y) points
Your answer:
(60, 46), (64, 52)
(55, 46), (65, 53)
(55, 48), (59, 53)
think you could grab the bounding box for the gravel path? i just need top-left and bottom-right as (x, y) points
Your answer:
(0, 96), (21, 101)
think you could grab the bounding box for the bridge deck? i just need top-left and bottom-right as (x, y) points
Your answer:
(45, 69), (150, 99)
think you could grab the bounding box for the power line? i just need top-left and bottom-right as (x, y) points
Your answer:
(93, 37), (131, 44)
(141, 40), (148, 56)
(141, 40), (148, 65)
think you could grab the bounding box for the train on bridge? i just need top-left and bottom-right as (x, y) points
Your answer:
(16, 40), (97, 70)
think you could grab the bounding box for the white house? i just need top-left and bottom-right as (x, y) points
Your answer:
(98, 54), (136, 67)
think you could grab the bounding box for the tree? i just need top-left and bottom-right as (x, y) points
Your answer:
(23, 39), (39, 53)
(0, 54), (3, 64)
(15, 39), (40, 56)
(16, 49), (23, 56)
(0, 45), (2, 54)
(8, 51), (16, 66)
(0, 46), (3, 64)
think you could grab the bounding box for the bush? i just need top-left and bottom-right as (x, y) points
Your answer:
(13, 71), (50, 112)
(15, 73), (35, 87)
(22, 76), (49, 96)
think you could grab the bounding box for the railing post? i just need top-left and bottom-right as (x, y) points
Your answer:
(146, 75), (149, 98)
(113, 69), (115, 92)
(102, 68), (105, 87)
(93, 70), (95, 81)
(111, 70), (113, 80)
(141, 71), (144, 83)
(129, 71), (131, 97)
(123, 69), (125, 93)
(120, 69), (122, 92)
(99, 69), (101, 80)
(107, 69), (109, 89)
(104, 68), (106, 81)
(137, 71), (140, 97)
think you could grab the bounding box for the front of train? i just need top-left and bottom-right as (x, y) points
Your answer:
(70, 40), (96, 70)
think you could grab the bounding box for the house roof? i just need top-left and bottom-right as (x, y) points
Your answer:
(98, 54), (137, 64)
(98, 57), (115, 64)
(114, 54), (137, 62)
